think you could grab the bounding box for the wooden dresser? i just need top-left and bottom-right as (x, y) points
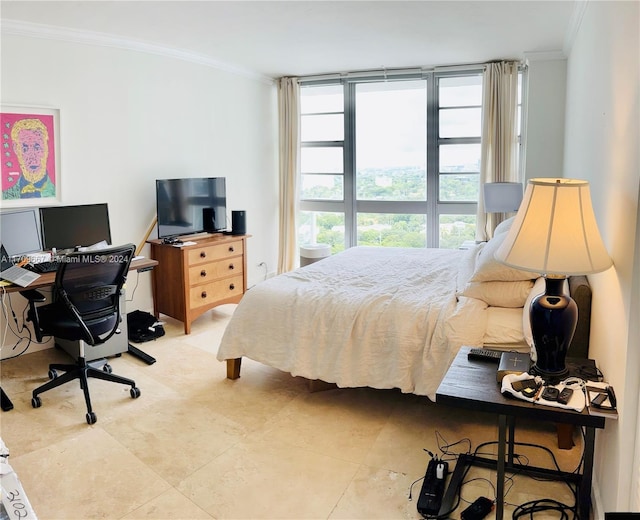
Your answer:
(148, 234), (250, 334)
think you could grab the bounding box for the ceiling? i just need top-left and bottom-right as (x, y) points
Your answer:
(1, 1), (578, 79)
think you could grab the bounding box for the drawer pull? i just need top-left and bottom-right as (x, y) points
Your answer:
(229, 283), (235, 290)
(200, 251), (207, 258)
(200, 270), (207, 277)
(228, 264), (235, 270)
(201, 291), (207, 299)
(229, 246), (235, 252)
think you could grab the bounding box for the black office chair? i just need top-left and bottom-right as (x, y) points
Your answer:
(23, 243), (141, 424)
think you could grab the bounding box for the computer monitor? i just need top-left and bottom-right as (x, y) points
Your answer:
(40, 203), (112, 251)
(0, 208), (42, 258)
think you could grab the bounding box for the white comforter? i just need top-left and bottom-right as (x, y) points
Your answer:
(217, 246), (488, 400)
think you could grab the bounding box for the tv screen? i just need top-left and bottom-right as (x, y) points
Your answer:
(40, 203), (112, 251)
(156, 177), (227, 239)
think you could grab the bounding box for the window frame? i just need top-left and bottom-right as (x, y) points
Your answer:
(299, 67), (524, 249)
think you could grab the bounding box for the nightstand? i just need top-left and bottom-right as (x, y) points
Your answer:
(436, 346), (610, 520)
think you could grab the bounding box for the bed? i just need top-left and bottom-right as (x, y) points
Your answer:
(216, 221), (591, 400)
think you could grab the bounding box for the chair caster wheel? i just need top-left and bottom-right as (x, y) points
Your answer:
(32, 396), (42, 408)
(48, 369), (58, 380)
(103, 364), (112, 374)
(86, 412), (97, 424)
(130, 387), (141, 399)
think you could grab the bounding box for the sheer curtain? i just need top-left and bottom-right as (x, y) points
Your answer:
(277, 77), (300, 273)
(476, 61), (520, 241)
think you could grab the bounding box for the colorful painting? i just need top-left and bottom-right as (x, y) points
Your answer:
(1, 106), (60, 207)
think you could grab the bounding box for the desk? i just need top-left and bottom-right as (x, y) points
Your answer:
(1, 258), (158, 411)
(436, 347), (608, 520)
(2, 258), (157, 294)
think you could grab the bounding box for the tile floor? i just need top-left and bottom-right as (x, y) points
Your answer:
(1, 304), (585, 519)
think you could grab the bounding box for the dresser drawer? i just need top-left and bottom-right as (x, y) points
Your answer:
(188, 257), (243, 286)
(187, 240), (243, 265)
(189, 274), (244, 309)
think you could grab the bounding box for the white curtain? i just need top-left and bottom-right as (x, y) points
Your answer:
(476, 61), (520, 241)
(277, 77), (300, 273)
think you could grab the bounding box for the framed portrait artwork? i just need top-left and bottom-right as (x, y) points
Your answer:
(1, 105), (61, 207)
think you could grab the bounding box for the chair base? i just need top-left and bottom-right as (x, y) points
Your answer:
(32, 356), (140, 424)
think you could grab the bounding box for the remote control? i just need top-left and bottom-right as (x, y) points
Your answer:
(467, 348), (502, 363)
(558, 387), (574, 405)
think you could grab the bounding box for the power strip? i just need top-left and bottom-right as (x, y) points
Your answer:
(417, 459), (448, 517)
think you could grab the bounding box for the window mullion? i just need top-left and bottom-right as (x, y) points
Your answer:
(426, 73), (439, 247)
(344, 81), (357, 248)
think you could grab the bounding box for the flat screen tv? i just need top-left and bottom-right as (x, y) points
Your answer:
(40, 203), (112, 251)
(156, 177), (227, 239)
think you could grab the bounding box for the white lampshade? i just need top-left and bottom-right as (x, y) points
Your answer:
(483, 182), (523, 213)
(495, 178), (612, 276)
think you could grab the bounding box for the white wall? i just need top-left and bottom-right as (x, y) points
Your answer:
(563, 0), (640, 512)
(0, 33), (279, 357)
(523, 55), (567, 181)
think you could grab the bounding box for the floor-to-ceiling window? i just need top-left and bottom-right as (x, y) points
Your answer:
(299, 70), (521, 251)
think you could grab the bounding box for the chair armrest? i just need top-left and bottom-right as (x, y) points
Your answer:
(19, 290), (47, 342)
(19, 289), (47, 303)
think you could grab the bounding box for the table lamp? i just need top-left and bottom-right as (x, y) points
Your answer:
(483, 182), (523, 213)
(495, 178), (612, 378)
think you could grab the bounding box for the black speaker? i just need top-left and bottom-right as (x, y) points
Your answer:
(231, 210), (246, 235)
(202, 207), (216, 232)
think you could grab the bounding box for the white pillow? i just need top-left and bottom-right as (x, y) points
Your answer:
(493, 216), (515, 236)
(484, 307), (526, 345)
(456, 243), (484, 292)
(460, 279), (534, 308)
(470, 231), (538, 282)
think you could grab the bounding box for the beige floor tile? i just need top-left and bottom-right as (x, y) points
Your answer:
(101, 397), (247, 487)
(9, 427), (171, 519)
(256, 386), (401, 465)
(364, 396), (499, 477)
(176, 435), (360, 519)
(328, 465), (419, 519)
(122, 487), (214, 519)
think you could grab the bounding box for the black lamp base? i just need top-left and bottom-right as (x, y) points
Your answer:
(530, 276), (577, 380)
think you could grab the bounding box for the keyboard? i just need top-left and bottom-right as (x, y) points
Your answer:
(25, 261), (58, 274)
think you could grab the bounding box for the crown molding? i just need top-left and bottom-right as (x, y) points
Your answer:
(1, 19), (275, 85)
(563, 0), (588, 56)
(523, 51), (567, 63)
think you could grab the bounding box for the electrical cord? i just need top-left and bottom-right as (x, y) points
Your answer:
(125, 271), (140, 302)
(572, 363), (604, 382)
(1, 288), (32, 348)
(435, 430), (472, 461)
(512, 498), (575, 519)
(258, 262), (268, 281)
(497, 439), (578, 518)
(1, 287), (52, 362)
(467, 439), (578, 517)
(409, 431), (582, 518)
